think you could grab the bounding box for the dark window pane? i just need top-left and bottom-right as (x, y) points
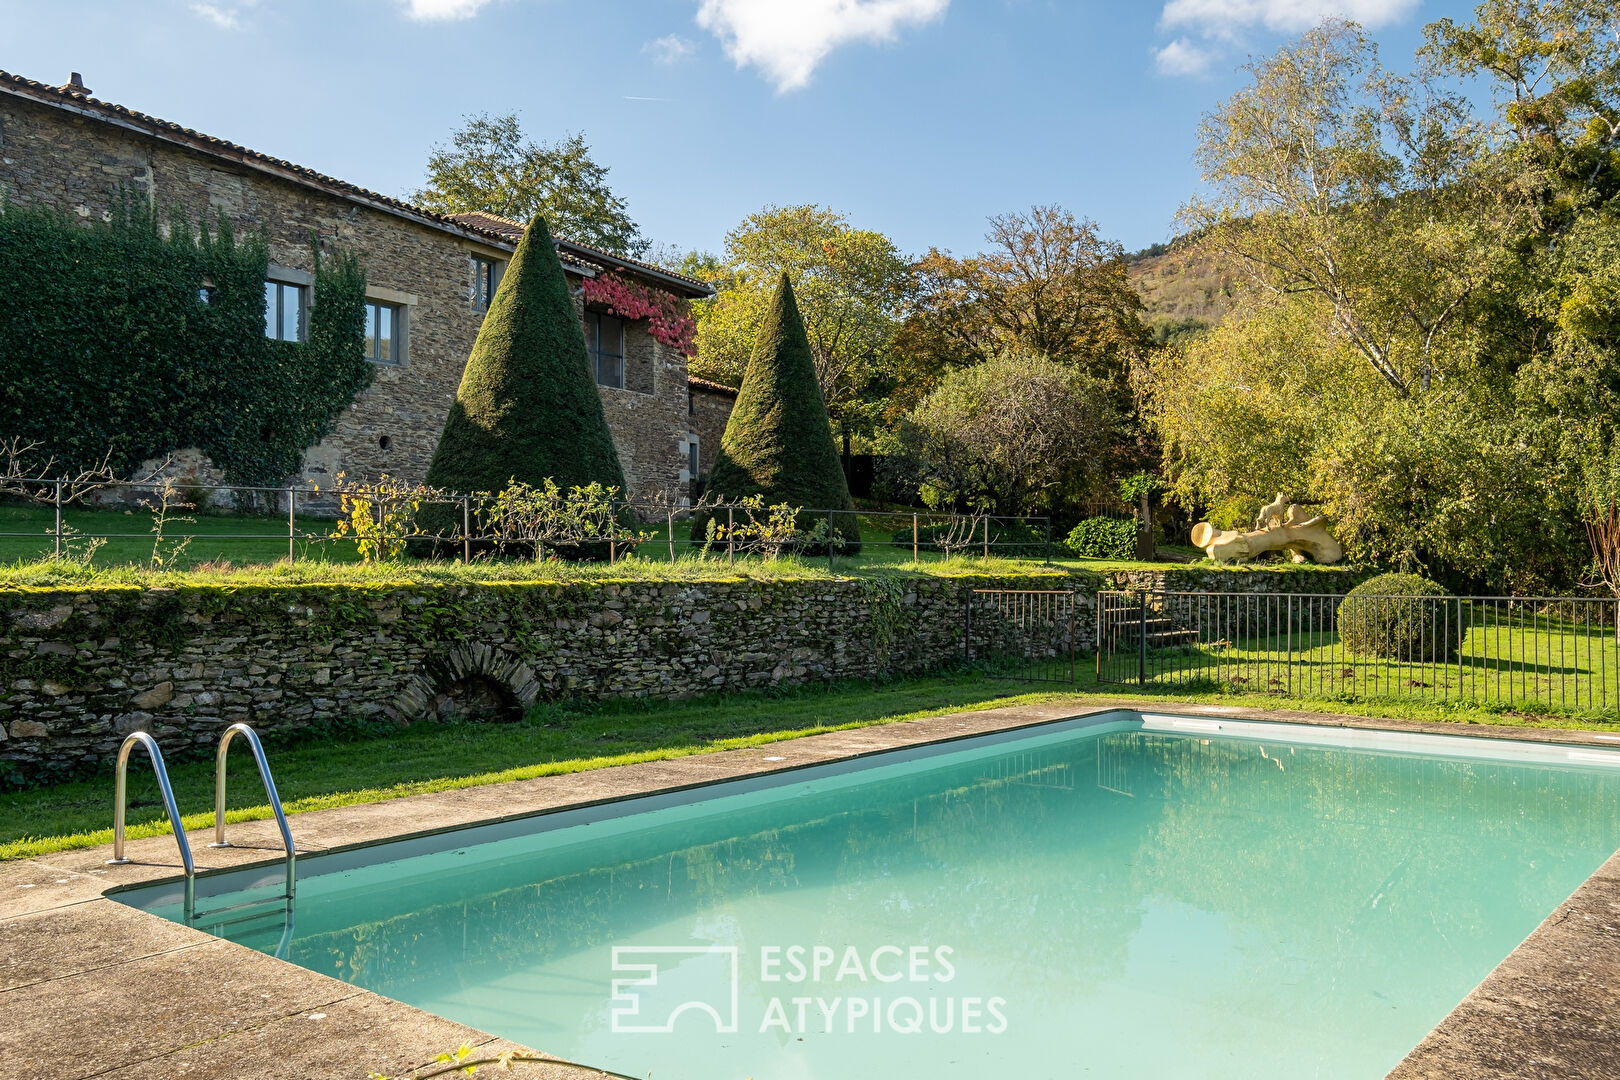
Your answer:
(364, 303), (378, 359)
(601, 314), (624, 358)
(264, 281), (278, 338)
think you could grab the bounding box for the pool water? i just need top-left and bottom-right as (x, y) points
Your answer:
(122, 715), (1620, 1079)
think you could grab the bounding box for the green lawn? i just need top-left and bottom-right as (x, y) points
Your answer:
(0, 503), (345, 568)
(3, 498), (1367, 585)
(0, 673), (1071, 861)
(1098, 616), (1620, 715)
(7, 667), (1617, 863)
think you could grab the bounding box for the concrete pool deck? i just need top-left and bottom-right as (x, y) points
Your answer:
(4, 697), (1619, 1079)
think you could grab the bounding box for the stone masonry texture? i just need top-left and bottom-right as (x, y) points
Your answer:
(0, 89), (705, 505)
(0, 567), (1362, 783)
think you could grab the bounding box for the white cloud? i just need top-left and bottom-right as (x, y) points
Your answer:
(1160, 0), (1421, 39)
(644, 34), (697, 65)
(190, 0), (255, 30)
(1152, 0), (1420, 77)
(1154, 37), (1213, 77)
(696, 0), (950, 92)
(398, 0), (494, 21)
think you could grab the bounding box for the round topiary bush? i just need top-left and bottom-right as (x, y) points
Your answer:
(1337, 572), (1457, 661)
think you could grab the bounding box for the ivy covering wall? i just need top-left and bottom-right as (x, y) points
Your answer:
(0, 198), (370, 484)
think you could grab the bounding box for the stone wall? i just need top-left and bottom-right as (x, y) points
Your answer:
(594, 319), (690, 504)
(0, 89), (692, 506)
(0, 565), (1368, 784)
(687, 381), (739, 488)
(0, 574), (1070, 783)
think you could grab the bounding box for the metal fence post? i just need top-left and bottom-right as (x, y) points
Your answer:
(827, 510), (835, 573)
(983, 517), (990, 560)
(727, 507), (734, 566)
(54, 480), (64, 560)
(462, 496), (472, 563)
(667, 510), (676, 563)
(912, 512), (919, 566)
(287, 488), (296, 563)
(964, 588), (973, 666)
(1044, 518), (1051, 565)
(1138, 589), (1149, 687)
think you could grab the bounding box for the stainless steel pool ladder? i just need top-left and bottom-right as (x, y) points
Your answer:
(108, 731), (195, 921)
(107, 724), (296, 925)
(210, 723), (297, 905)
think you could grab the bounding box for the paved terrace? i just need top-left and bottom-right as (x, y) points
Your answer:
(3, 699), (1619, 1079)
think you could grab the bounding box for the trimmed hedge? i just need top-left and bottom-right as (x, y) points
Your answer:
(425, 216), (626, 507)
(1064, 517), (1137, 560)
(694, 274), (860, 551)
(1337, 572), (1456, 661)
(0, 197), (369, 484)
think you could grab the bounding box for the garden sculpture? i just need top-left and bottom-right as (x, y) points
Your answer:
(1192, 495), (1343, 565)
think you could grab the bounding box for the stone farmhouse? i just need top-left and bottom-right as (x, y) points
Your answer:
(0, 69), (731, 504)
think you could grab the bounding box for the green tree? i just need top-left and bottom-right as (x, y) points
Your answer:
(415, 114), (645, 256)
(895, 353), (1117, 516)
(695, 274), (860, 548)
(1183, 21), (1502, 399)
(1144, 13), (1612, 590)
(690, 205), (911, 462)
(424, 217), (625, 508)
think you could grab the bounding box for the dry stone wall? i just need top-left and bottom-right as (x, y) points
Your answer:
(0, 566), (1364, 785)
(0, 574), (1064, 784)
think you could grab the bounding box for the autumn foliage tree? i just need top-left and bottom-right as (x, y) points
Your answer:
(893, 206), (1151, 412)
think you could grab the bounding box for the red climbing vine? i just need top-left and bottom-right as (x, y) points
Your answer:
(580, 272), (697, 357)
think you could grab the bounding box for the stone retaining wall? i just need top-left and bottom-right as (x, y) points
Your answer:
(0, 575), (1058, 783)
(0, 566), (1363, 784)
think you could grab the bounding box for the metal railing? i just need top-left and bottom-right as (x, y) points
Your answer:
(108, 731), (195, 921)
(106, 725), (297, 928)
(212, 723), (296, 905)
(4, 478), (1058, 570)
(964, 588), (1081, 684)
(1098, 590), (1620, 713)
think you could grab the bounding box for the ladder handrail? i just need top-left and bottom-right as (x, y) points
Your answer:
(107, 731), (195, 920)
(211, 723), (296, 901)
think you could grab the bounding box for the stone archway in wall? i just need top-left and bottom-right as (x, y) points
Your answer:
(393, 643), (541, 723)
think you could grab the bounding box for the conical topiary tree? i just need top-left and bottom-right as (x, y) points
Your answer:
(424, 217), (626, 518)
(695, 273), (860, 551)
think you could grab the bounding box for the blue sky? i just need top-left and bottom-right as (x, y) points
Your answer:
(0, 0), (1478, 257)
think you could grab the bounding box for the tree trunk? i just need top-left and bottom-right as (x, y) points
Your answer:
(1136, 490), (1155, 562)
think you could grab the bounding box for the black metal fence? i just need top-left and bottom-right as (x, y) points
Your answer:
(1, 478), (1057, 569)
(1098, 590), (1620, 713)
(964, 588), (1081, 683)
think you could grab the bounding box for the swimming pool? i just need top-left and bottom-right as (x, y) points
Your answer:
(117, 712), (1620, 1079)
